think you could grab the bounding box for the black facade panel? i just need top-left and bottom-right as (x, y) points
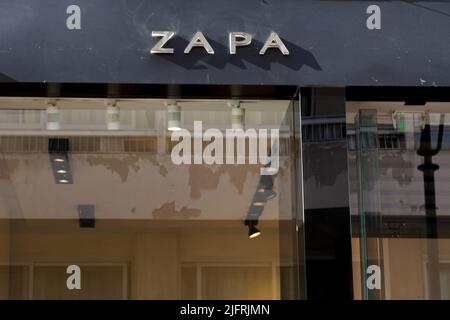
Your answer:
(0, 0), (449, 86)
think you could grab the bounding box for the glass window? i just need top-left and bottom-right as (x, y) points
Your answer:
(348, 101), (450, 299)
(0, 97), (303, 300)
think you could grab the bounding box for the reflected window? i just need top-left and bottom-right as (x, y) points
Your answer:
(348, 101), (450, 300)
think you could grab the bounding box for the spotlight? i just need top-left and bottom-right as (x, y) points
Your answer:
(228, 100), (245, 131)
(166, 100), (181, 131)
(248, 224), (261, 239)
(105, 100), (120, 130)
(57, 169), (67, 174)
(46, 101), (60, 131)
(244, 207), (262, 238)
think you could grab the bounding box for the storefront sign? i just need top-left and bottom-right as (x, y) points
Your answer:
(0, 0), (449, 86)
(151, 31), (289, 55)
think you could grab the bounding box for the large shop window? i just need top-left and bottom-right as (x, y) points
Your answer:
(0, 97), (304, 300)
(348, 100), (450, 299)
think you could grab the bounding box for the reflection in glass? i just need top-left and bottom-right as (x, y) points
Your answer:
(348, 101), (450, 299)
(0, 98), (303, 300)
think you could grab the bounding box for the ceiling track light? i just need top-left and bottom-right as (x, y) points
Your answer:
(46, 100), (60, 131)
(166, 100), (181, 131)
(228, 100), (245, 131)
(105, 99), (120, 130)
(48, 138), (73, 184)
(52, 155), (72, 184)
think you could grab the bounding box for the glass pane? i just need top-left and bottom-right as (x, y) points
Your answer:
(301, 88), (353, 299)
(348, 101), (450, 299)
(0, 97), (303, 300)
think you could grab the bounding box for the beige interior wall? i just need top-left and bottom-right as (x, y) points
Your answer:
(178, 227), (281, 300)
(351, 238), (362, 300)
(384, 238), (425, 299)
(179, 228), (279, 263)
(354, 238), (450, 300)
(132, 233), (179, 299)
(386, 238), (450, 299)
(353, 238), (426, 300)
(4, 224), (283, 300)
(33, 265), (124, 300)
(0, 220), (10, 299)
(9, 231), (133, 262)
